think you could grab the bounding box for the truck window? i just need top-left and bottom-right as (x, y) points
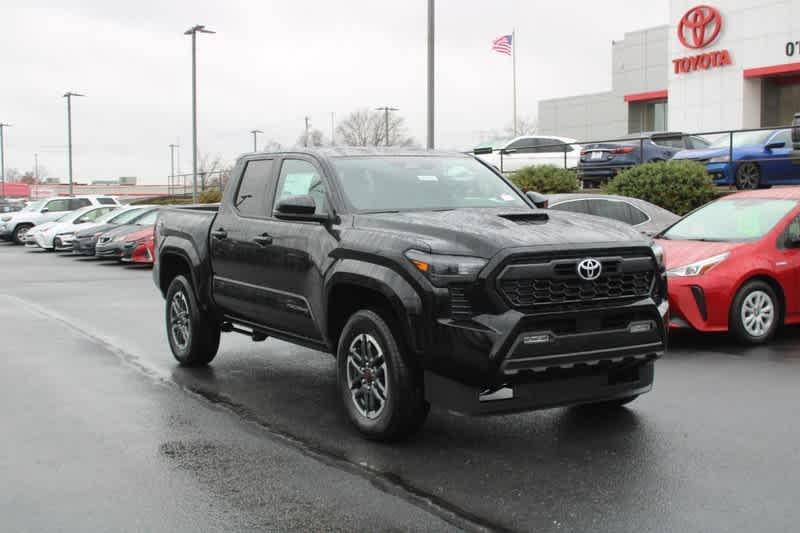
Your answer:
(45, 198), (70, 212)
(235, 159), (275, 218)
(273, 159), (327, 215)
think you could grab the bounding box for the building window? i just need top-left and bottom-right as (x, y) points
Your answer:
(761, 79), (800, 127)
(628, 100), (668, 133)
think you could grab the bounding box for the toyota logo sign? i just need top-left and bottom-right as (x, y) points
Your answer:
(678, 5), (722, 49)
(577, 258), (602, 282)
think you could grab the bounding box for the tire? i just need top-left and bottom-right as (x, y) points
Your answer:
(165, 275), (220, 366)
(735, 162), (760, 190)
(729, 280), (779, 345)
(12, 224), (32, 245)
(336, 309), (429, 441)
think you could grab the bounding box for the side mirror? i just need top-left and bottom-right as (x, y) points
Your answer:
(274, 195), (329, 222)
(501, 148), (517, 155)
(787, 234), (800, 248)
(525, 191), (549, 209)
(766, 141), (786, 151)
(41, 207), (49, 213)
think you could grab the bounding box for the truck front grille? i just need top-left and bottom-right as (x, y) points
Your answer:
(497, 253), (655, 309)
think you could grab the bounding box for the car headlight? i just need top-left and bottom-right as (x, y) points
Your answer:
(709, 155), (730, 163)
(1, 215), (11, 222)
(667, 252), (729, 277)
(405, 249), (487, 287)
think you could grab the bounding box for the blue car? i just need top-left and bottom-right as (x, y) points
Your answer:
(672, 128), (796, 189)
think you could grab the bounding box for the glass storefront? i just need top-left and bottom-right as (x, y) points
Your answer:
(628, 100), (668, 133)
(761, 78), (800, 127)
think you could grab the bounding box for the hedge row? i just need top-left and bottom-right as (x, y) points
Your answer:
(508, 161), (717, 215)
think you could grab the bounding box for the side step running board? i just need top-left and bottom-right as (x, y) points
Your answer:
(220, 322), (268, 342)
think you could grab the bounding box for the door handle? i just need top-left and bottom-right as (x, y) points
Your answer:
(252, 233), (273, 246)
(211, 228), (228, 240)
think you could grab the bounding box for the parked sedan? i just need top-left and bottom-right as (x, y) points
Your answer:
(120, 227), (155, 265)
(657, 188), (800, 345)
(32, 205), (117, 251)
(547, 193), (679, 236)
(474, 135), (581, 172)
(72, 205), (154, 256)
(672, 128), (794, 189)
(578, 132), (709, 187)
(94, 208), (159, 259)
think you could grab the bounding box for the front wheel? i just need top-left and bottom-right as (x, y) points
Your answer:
(730, 280), (779, 345)
(165, 275), (220, 366)
(337, 310), (428, 441)
(12, 224), (32, 245)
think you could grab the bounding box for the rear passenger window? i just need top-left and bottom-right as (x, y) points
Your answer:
(235, 159), (275, 218)
(652, 137), (685, 149)
(69, 198), (92, 210)
(588, 199), (649, 225)
(550, 199), (591, 214)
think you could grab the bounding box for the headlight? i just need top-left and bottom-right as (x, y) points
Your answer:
(405, 249), (487, 287)
(651, 243), (665, 269)
(667, 252), (729, 277)
(709, 155), (730, 163)
(1, 215), (11, 222)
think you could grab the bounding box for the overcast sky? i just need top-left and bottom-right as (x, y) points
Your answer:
(0, 0), (668, 183)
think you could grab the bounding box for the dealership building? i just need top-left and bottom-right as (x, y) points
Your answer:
(538, 0), (800, 141)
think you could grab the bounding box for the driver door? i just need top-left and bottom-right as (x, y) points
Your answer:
(775, 213), (800, 316)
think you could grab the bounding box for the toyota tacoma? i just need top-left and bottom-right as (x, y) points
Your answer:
(154, 148), (668, 440)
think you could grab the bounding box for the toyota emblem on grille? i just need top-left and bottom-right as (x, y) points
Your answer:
(577, 258), (602, 281)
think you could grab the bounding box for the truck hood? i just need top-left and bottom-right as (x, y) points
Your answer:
(354, 207), (648, 257)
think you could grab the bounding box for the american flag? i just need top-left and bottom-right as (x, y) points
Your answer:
(492, 34), (513, 55)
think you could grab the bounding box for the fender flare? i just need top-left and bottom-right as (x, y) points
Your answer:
(158, 236), (212, 309)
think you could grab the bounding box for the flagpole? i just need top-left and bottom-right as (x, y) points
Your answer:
(512, 28), (517, 136)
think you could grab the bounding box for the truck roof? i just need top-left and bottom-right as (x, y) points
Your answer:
(242, 146), (472, 160)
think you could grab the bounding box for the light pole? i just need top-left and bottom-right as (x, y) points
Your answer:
(63, 92), (85, 196)
(169, 143), (179, 197)
(304, 116), (311, 147)
(250, 129), (263, 152)
(0, 123), (11, 199)
(375, 107), (399, 146)
(184, 24), (215, 204)
(426, 0), (435, 149)
(34, 153), (39, 182)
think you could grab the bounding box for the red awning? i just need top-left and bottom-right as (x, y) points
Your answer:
(1, 183), (31, 198)
(743, 62), (800, 78)
(624, 90), (668, 103)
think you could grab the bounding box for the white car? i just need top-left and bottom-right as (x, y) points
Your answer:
(474, 135), (581, 173)
(0, 195), (120, 244)
(51, 204), (150, 251)
(30, 205), (118, 251)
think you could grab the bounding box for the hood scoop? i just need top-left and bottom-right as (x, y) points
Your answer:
(499, 212), (549, 225)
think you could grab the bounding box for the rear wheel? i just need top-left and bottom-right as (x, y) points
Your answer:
(337, 310), (428, 441)
(729, 280), (779, 345)
(12, 224), (32, 245)
(735, 162), (760, 190)
(165, 275), (220, 366)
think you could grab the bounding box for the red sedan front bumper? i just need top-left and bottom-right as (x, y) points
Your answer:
(667, 274), (733, 332)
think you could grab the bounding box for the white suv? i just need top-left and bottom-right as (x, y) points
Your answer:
(474, 135), (581, 173)
(0, 195), (120, 244)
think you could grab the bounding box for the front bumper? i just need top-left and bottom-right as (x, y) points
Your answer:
(95, 241), (125, 258)
(424, 298), (668, 415)
(705, 162), (733, 185)
(72, 236), (99, 255)
(54, 234), (75, 251)
(667, 274), (730, 332)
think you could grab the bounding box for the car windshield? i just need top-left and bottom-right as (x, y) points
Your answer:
(21, 200), (46, 212)
(108, 208), (145, 224)
(709, 130), (776, 149)
(662, 198), (797, 242)
(332, 156), (528, 211)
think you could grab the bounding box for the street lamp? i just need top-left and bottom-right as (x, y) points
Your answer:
(250, 129), (263, 152)
(0, 122), (12, 199)
(375, 107), (399, 146)
(184, 24), (215, 204)
(63, 92), (85, 196)
(169, 143), (179, 197)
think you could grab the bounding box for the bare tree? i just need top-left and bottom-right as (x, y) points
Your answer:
(297, 128), (326, 147)
(198, 153), (227, 191)
(504, 115), (538, 137)
(262, 139), (282, 152)
(5, 168), (20, 182)
(335, 108), (415, 147)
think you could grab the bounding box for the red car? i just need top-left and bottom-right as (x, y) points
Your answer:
(120, 227), (155, 265)
(658, 188), (800, 344)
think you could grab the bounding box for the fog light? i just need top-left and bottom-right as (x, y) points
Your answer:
(628, 321), (654, 334)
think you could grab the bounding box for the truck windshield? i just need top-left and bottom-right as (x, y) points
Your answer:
(661, 198), (797, 241)
(332, 156), (528, 211)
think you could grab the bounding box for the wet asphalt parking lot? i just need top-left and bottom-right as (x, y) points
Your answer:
(1, 242), (799, 532)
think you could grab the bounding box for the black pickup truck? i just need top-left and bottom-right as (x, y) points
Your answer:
(154, 148), (668, 440)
